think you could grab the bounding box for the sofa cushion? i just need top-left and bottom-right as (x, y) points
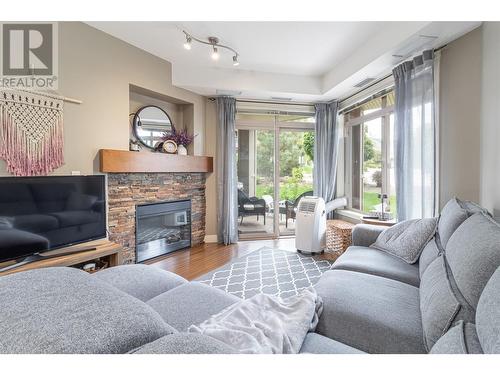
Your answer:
(315, 270), (425, 354)
(476, 267), (500, 354)
(299, 333), (364, 354)
(419, 239), (440, 278)
(438, 198), (468, 248)
(452, 198), (490, 218)
(130, 333), (237, 354)
(430, 321), (482, 354)
(93, 264), (187, 302)
(351, 224), (386, 247)
(147, 282), (240, 332)
(370, 218), (437, 264)
(446, 213), (500, 308)
(419, 256), (474, 351)
(460, 200), (490, 216)
(0, 267), (175, 354)
(332, 246), (420, 287)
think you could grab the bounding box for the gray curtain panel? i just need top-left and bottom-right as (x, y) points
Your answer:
(313, 101), (340, 218)
(393, 50), (437, 222)
(216, 97), (238, 244)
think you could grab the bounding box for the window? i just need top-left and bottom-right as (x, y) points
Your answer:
(344, 90), (396, 216)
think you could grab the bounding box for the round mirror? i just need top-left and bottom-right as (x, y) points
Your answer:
(133, 105), (174, 150)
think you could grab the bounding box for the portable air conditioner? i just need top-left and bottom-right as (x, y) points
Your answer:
(295, 196), (326, 255)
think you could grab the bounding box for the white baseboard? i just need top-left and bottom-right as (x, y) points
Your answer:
(204, 234), (218, 243)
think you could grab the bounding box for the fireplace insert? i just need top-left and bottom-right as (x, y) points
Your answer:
(135, 199), (191, 262)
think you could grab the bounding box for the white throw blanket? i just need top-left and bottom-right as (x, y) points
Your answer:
(188, 288), (323, 354)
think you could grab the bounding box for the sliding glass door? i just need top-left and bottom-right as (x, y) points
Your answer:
(236, 111), (315, 239)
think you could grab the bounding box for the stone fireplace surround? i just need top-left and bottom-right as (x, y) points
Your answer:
(107, 173), (206, 264)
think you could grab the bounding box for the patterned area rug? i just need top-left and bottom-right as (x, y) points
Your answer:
(196, 247), (335, 299)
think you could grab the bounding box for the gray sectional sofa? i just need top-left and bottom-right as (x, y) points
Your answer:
(315, 198), (500, 354)
(1, 198), (499, 354)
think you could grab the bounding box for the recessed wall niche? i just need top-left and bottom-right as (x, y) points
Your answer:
(129, 85), (195, 154)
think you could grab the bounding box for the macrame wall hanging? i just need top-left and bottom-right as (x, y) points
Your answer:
(0, 90), (64, 176)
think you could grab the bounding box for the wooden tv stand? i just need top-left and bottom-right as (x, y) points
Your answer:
(0, 240), (123, 276)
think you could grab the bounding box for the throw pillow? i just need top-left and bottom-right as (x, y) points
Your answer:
(458, 199), (492, 217)
(370, 217), (438, 264)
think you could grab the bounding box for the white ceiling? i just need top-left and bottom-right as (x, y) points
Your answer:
(87, 21), (481, 102)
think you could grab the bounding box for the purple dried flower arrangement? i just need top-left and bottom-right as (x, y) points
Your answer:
(162, 127), (196, 147)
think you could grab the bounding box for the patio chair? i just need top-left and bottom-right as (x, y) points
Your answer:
(261, 195), (274, 214)
(283, 190), (313, 228)
(237, 189), (267, 225)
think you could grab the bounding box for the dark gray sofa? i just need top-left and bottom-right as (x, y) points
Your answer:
(1, 198), (499, 354)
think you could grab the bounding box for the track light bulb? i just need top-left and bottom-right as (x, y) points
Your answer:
(233, 55), (239, 66)
(183, 36), (192, 50)
(211, 47), (219, 60)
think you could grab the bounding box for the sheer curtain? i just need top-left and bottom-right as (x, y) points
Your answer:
(216, 97), (238, 244)
(393, 50), (438, 221)
(313, 101), (340, 218)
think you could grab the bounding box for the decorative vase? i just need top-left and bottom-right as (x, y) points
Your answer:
(177, 144), (188, 155)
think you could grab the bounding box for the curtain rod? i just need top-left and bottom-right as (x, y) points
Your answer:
(63, 97), (82, 104)
(236, 99), (314, 106)
(339, 44), (447, 104)
(6, 89), (83, 105)
(208, 97), (314, 106)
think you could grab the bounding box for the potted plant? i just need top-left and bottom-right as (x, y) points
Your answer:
(175, 127), (196, 155)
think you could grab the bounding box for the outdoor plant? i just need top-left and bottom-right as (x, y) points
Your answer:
(303, 132), (314, 161)
(372, 170), (382, 187)
(253, 131), (313, 201)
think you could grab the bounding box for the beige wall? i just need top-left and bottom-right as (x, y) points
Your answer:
(0, 22), (206, 176)
(204, 99), (218, 238)
(439, 26), (482, 207)
(480, 22), (500, 217)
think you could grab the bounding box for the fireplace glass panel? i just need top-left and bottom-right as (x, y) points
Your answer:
(136, 200), (191, 262)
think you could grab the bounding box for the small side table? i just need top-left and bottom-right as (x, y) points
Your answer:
(360, 217), (397, 227)
(325, 220), (355, 261)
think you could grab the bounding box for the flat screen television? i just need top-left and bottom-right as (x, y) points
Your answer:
(0, 175), (106, 264)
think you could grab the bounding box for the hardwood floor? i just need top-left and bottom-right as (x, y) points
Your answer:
(146, 238), (297, 280)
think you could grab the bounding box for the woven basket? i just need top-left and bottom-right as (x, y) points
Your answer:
(325, 220), (355, 260)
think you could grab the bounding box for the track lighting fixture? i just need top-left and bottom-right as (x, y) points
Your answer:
(232, 55), (239, 66)
(182, 30), (239, 66)
(183, 35), (192, 50)
(211, 46), (219, 60)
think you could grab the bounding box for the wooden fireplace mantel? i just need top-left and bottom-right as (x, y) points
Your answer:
(99, 149), (213, 173)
